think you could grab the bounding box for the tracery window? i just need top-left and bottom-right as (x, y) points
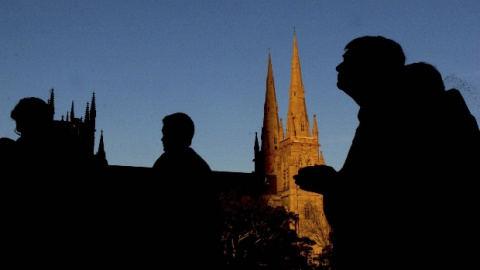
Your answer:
(304, 203), (312, 220)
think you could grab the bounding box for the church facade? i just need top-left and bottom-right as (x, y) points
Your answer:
(254, 32), (331, 255)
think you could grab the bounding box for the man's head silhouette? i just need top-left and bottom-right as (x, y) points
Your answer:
(404, 61), (445, 98)
(336, 36), (405, 106)
(161, 112), (195, 152)
(10, 97), (53, 137)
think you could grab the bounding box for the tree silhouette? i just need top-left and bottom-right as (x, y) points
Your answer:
(220, 186), (316, 269)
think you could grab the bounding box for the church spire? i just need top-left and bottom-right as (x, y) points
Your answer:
(97, 130), (106, 158)
(70, 101), (75, 120)
(261, 53), (282, 175)
(48, 88), (55, 120)
(254, 132), (264, 175)
(319, 150), (325, 165)
(93, 129), (108, 167)
(90, 92), (96, 120)
(85, 102), (90, 122)
(286, 30), (311, 138)
(87, 92), (97, 156)
(313, 114), (318, 140)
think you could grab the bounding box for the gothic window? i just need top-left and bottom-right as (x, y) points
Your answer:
(304, 203), (312, 220)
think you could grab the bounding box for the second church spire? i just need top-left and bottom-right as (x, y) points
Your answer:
(286, 31), (311, 138)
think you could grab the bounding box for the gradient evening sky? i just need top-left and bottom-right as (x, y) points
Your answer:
(1, 0), (479, 173)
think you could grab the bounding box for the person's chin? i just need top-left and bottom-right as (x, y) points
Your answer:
(336, 82), (345, 90)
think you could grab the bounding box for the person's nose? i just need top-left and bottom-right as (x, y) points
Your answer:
(336, 62), (343, 72)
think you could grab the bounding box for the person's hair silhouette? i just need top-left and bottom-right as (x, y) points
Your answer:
(161, 112), (195, 152)
(11, 97), (53, 137)
(403, 61), (446, 98)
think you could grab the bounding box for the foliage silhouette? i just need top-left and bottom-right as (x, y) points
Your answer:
(220, 186), (317, 270)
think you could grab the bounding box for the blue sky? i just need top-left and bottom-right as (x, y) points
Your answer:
(1, 0), (479, 173)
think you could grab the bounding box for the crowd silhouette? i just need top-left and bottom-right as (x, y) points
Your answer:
(295, 36), (480, 269)
(2, 105), (216, 265)
(1, 35), (479, 268)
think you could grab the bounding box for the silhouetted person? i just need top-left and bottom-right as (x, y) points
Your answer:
(295, 36), (408, 269)
(10, 97), (90, 177)
(295, 36), (479, 269)
(152, 112), (216, 266)
(401, 62), (480, 267)
(4, 97), (100, 264)
(403, 61), (480, 170)
(153, 112), (211, 176)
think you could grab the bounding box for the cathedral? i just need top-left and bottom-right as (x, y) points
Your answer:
(254, 32), (331, 255)
(40, 32), (331, 258)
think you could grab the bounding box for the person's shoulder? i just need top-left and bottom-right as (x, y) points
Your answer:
(444, 88), (466, 105)
(442, 88), (480, 140)
(0, 137), (16, 148)
(442, 88), (477, 117)
(445, 88), (461, 95)
(186, 147), (212, 171)
(152, 152), (168, 168)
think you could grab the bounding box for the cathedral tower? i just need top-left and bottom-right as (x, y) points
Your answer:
(256, 31), (330, 255)
(47, 88), (107, 166)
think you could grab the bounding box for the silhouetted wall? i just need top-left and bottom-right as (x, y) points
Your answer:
(103, 165), (267, 197)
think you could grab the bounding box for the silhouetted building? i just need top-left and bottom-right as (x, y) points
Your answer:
(254, 31), (331, 257)
(45, 89), (263, 193)
(47, 88), (107, 166)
